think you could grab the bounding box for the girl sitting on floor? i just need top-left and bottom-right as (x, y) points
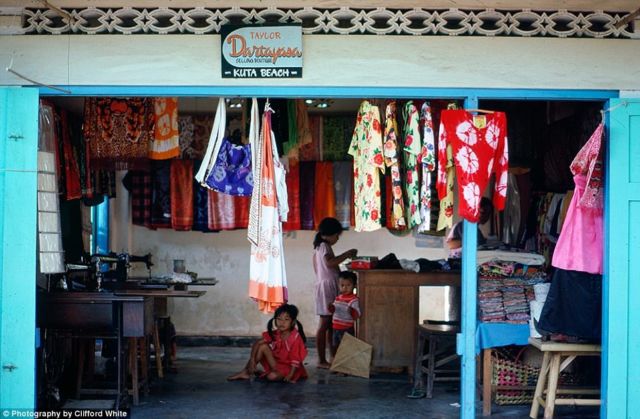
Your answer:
(227, 304), (308, 383)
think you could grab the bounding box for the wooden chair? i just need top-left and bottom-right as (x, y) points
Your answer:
(410, 322), (460, 398)
(528, 337), (601, 418)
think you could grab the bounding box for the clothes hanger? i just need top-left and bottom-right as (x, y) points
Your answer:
(464, 108), (495, 114)
(264, 98), (276, 114)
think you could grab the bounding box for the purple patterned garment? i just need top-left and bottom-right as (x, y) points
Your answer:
(204, 138), (254, 196)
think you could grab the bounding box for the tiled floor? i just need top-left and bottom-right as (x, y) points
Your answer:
(131, 346), (599, 418)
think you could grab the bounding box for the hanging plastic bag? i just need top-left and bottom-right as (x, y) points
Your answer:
(194, 98), (227, 185)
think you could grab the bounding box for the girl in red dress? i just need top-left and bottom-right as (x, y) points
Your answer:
(227, 304), (308, 383)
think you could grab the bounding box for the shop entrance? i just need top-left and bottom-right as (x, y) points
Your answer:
(2, 87), (637, 419)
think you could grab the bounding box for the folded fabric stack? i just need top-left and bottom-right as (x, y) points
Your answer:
(502, 283), (530, 323)
(477, 261), (548, 323)
(478, 275), (506, 322)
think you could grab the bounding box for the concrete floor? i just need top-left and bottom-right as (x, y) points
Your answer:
(131, 346), (600, 419)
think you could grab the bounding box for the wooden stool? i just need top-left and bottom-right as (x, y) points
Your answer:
(528, 337), (601, 418)
(410, 323), (460, 398)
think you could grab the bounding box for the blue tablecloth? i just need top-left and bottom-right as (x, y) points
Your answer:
(475, 322), (530, 354)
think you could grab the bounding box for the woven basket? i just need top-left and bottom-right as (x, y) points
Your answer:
(492, 347), (580, 405)
(493, 350), (539, 405)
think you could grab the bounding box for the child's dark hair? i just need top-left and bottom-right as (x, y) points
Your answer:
(338, 270), (357, 287)
(267, 303), (307, 343)
(313, 217), (344, 249)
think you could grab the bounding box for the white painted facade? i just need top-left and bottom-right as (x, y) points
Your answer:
(1, 35), (640, 90)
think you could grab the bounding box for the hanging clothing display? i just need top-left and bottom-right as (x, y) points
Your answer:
(438, 110), (509, 223)
(189, 115), (214, 160)
(178, 115), (195, 158)
(150, 98), (180, 160)
(248, 102), (288, 313)
(283, 100), (298, 156)
(234, 195), (251, 229)
(403, 101), (422, 228)
(192, 178), (211, 232)
(348, 100), (385, 232)
(313, 162), (336, 228)
(502, 173), (521, 245)
(437, 144), (455, 231)
(552, 124), (604, 275)
(333, 161), (353, 229)
(295, 99), (313, 149)
(299, 161), (316, 230)
(417, 102), (436, 233)
(383, 101), (406, 229)
(150, 161), (172, 229)
(538, 123), (605, 342)
(84, 97), (155, 169)
(58, 109), (82, 200)
(570, 123), (604, 210)
(282, 159), (301, 231)
(537, 269), (602, 341)
(299, 115), (322, 161)
(170, 160), (194, 231)
(208, 190), (236, 230)
(124, 170), (152, 228)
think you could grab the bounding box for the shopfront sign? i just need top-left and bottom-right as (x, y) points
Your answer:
(221, 25), (303, 78)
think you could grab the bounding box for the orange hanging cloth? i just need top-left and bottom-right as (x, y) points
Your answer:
(248, 100), (288, 313)
(170, 159), (194, 231)
(150, 98), (181, 160)
(313, 161), (336, 228)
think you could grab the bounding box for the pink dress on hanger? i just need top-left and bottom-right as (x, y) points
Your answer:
(551, 124), (604, 275)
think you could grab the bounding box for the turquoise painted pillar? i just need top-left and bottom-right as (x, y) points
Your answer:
(0, 88), (39, 410)
(92, 200), (109, 255)
(603, 99), (640, 418)
(459, 97), (478, 419)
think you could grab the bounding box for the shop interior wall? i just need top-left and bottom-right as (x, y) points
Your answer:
(108, 180), (448, 336)
(1, 35), (640, 90)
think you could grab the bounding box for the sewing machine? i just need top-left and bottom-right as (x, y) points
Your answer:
(65, 252), (153, 291)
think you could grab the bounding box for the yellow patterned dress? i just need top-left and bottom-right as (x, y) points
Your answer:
(348, 101), (385, 232)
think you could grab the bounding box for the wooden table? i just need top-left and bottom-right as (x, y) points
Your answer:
(39, 291), (154, 409)
(353, 269), (460, 370)
(114, 288), (207, 374)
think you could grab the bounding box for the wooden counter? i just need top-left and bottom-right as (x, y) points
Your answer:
(353, 269), (460, 370)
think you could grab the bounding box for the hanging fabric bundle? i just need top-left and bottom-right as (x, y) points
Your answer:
(195, 97), (253, 196)
(248, 99), (288, 313)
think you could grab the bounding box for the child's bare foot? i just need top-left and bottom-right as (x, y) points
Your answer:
(317, 362), (331, 369)
(227, 370), (251, 381)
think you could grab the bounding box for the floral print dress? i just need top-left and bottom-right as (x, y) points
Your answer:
(418, 102), (436, 233)
(383, 101), (406, 229)
(349, 101), (385, 232)
(403, 101), (422, 229)
(437, 110), (509, 223)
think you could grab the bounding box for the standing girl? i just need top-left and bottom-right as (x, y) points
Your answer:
(313, 217), (358, 368)
(227, 304), (308, 383)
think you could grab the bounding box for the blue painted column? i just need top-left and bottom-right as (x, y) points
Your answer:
(0, 87), (39, 410)
(459, 96), (479, 419)
(92, 200), (109, 255)
(603, 99), (640, 418)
